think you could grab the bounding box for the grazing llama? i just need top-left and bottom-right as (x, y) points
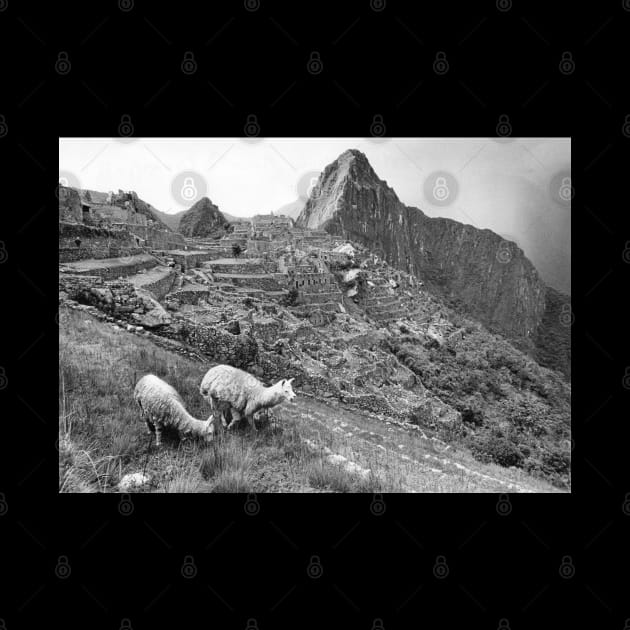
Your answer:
(134, 374), (214, 446)
(199, 364), (296, 433)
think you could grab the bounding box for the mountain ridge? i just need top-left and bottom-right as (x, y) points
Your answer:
(296, 149), (570, 376)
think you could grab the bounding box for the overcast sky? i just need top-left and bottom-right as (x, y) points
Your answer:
(59, 137), (571, 291)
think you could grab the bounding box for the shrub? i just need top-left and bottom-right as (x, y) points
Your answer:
(281, 288), (299, 306)
(469, 432), (524, 468)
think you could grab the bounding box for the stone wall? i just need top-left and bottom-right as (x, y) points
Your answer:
(59, 274), (171, 328)
(58, 186), (83, 222)
(59, 222), (143, 262)
(155, 250), (216, 270)
(170, 317), (258, 368)
(62, 256), (159, 280)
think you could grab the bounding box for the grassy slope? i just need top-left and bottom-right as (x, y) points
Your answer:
(59, 307), (563, 493)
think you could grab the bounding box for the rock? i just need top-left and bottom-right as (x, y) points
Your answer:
(226, 320), (241, 335)
(118, 472), (151, 491)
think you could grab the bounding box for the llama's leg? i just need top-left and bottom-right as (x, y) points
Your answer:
(154, 422), (163, 447)
(145, 419), (155, 435)
(247, 414), (257, 434)
(226, 409), (242, 430)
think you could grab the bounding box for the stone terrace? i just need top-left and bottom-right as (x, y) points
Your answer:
(60, 253), (159, 280)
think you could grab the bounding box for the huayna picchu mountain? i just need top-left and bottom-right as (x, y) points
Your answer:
(177, 197), (231, 238)
(297, 149), (570, 377)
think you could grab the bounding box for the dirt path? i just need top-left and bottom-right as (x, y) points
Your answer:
(274, 395), (550, 493)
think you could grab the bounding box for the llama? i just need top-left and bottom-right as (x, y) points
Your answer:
(134, 374), (214, 446)
(199, 365), (296, 433)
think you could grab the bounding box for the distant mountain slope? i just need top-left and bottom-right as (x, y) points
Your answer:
(177, 197), (230, 238)
(150, 208), (184, 232)
(275, 199), (305, 220)
(296, 149), (570, 376)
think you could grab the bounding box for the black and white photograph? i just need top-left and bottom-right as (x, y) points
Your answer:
(58, 138), (571, 493)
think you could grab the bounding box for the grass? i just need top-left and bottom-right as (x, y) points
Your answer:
(58, 306), (394, 492)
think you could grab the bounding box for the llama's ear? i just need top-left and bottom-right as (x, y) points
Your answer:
(288, 378), (295, 384)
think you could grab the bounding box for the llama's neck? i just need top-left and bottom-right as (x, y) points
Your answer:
(259, 384), (284, 409)
(173, 401), (207, 436)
